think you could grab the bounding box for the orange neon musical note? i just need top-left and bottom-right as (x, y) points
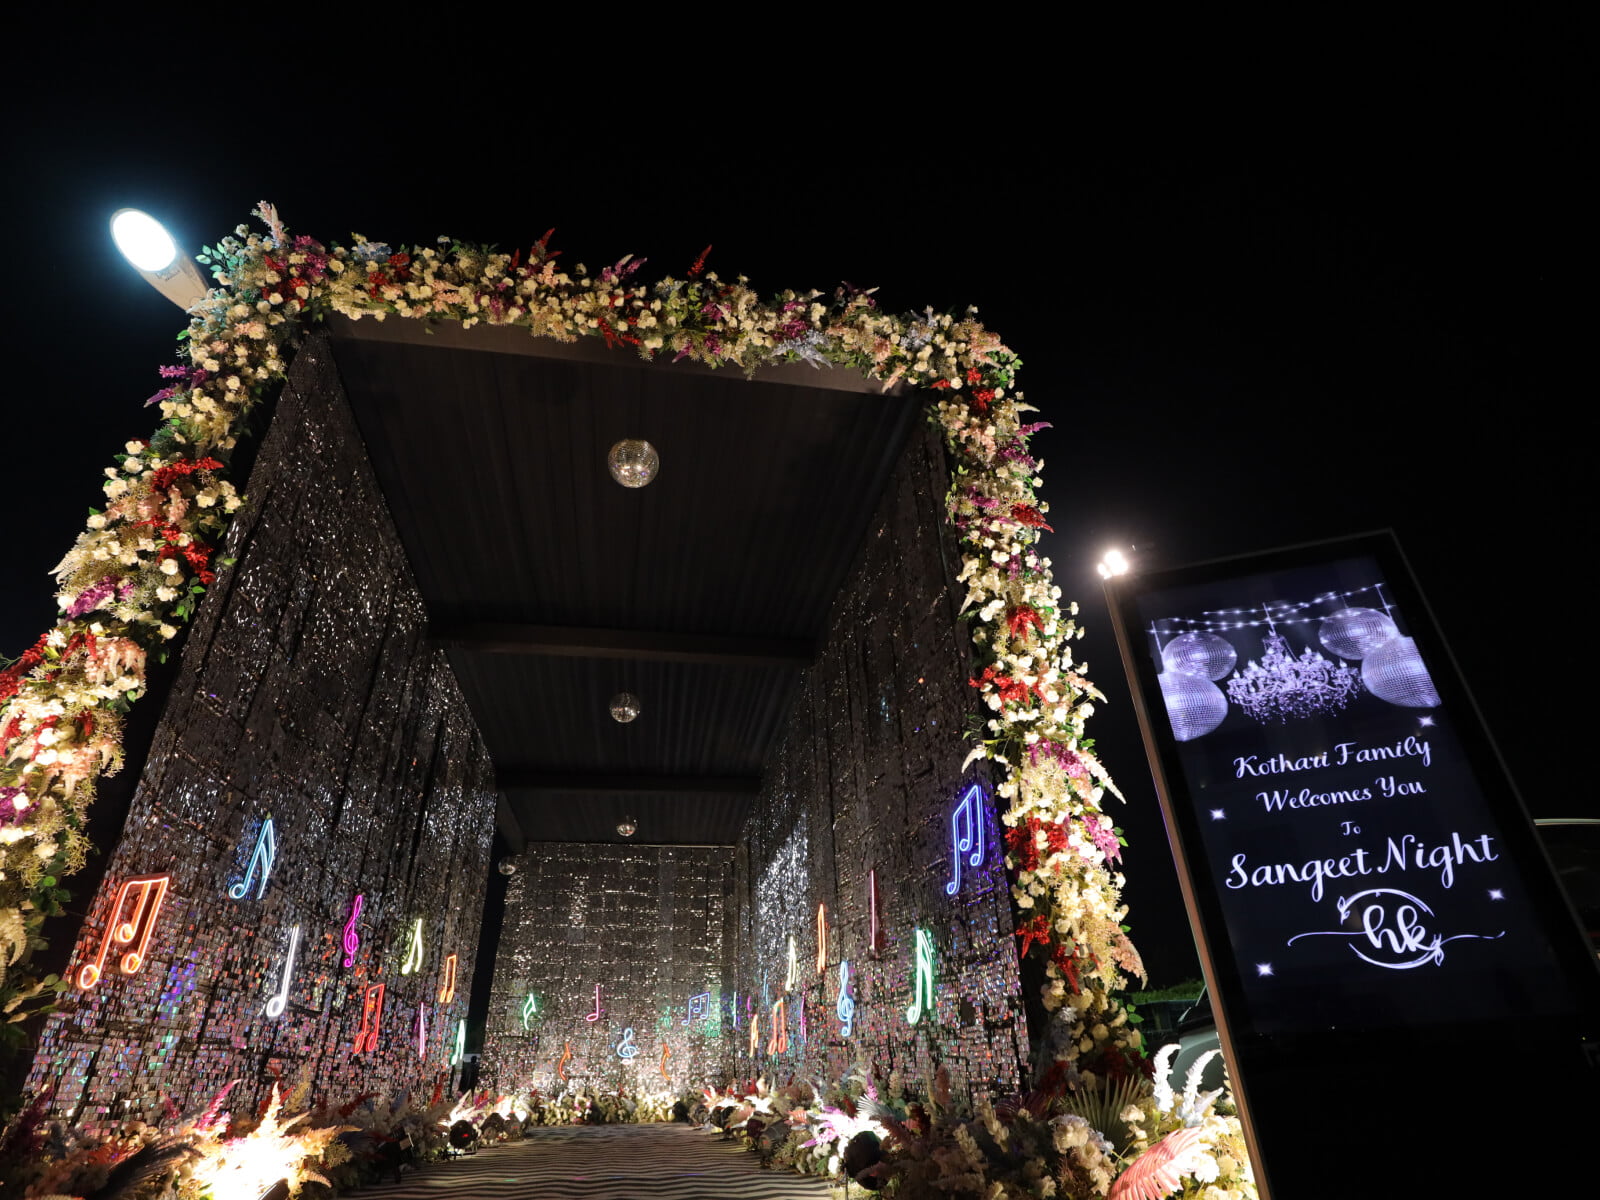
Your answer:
(352, 983), (386, 1055)
(749, 1011), (760, 1056)
(78, 874), (170, 990)
(437, 953), (457, 1004)
(557, 1041), (573, 1082)
(816, 903), (828, 975)
(766, 998), (788, 1054)
(660, 1042), (671, 1082)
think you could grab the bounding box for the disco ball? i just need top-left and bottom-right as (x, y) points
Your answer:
(617, 816), (638, 838)
(1318, 607), (1399, 661)
(610, 692), (641, 723)
(497, 858), (518, 876)
(1159, 671), (1230, 741)
(1161, 632), (1237, 681)
(1361, 636), (1441, 708)
(607, 439), (660, 488)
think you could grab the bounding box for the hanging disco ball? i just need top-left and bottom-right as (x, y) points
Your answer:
(607, 439), (660, 488)
(1361, 636), (1441, 708)
(610, 692), (641, 723)
(1159, 671), (1230, 741)
(1161, 632), (1237, 681)
(1318, 607), (1399, 661)
(497, 858), (518, 876)
(617, 816), (638, 838)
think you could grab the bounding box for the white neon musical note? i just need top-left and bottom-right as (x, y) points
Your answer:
(416, 1002), (428, 1057)
(521, 993), (539, 1032)
(400, 918), (424, 975)
(584, 984), (603, 1022)
(944, 784), (986, 895)
(264, 924), (300, 1018)
(79, 874), (170, 990)
(228, 817), (276, 900)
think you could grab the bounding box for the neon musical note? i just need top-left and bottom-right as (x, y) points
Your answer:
(228, 817), (276, 900)
(521, 993), (539, 1032)
(732, 990), (740, 1027)
(837, 960), (855, 1038)
(905, 928), (935, 1024)
(767, 998), (788, 1054)
(584, 984), (603, 1022)
(264, 924), (300, 1018)
(816, 903), (828, 975)
(785, 935), (798, 992)
(945, 783), (986, 895)
(799, 996), (807, 1043)
(748, 1011), (760, 1056)
(78, 873), (170, 990)
(557, 1041), (573, 1082)
(616, 1027), (639, 1060)
(451, 1018), (466, 1065)
(438, 953), (457, 1004)
(869, 869), (882, 954)
(660, 1042), (671, 1082)
(417, 1002), (428, 1057)
(684, 991), (711, 1025)
(400, 918), (424, 975)
(352, 983), (386, 1055)
(341, 894), (364, 968)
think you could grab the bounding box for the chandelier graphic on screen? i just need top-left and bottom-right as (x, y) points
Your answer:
(1226, 630), (1362, 723)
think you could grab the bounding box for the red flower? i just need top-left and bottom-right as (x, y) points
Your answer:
(1010, 503), (1053, 532)
(1007, 604), (1043, 640)
(966, 368), (982, 384)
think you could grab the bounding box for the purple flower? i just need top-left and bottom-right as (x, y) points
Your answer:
(66, 577), (118, 618)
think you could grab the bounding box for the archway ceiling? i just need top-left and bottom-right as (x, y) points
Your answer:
(327, 317), (919, 848)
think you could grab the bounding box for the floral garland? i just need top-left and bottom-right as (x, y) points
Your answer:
(0, 206), (1143, 1082)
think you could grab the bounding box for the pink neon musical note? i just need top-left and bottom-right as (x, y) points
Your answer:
(79, 874), (170, 990)
(342, 894), (364, 968)
(584, 984), (603, 1022)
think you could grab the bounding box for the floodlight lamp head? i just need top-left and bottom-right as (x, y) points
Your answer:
(110, 208), (209, 310)
(1099, 548), (1131, 579)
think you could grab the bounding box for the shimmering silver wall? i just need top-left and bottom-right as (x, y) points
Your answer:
(481, 844), (730, 1095)
(728, 420), (1029, 1101)
(26, 335), (497, 1122)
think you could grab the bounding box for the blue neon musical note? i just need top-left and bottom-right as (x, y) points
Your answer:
(229, 817), (276, 900)
(837, 960), (855, 1038)
(944, 784), (986, 895)
(616, 1027), (639, 1059)
(684, 991), (711, 1025)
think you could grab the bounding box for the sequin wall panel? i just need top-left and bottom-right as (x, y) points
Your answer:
(727, 420), (1029, 1103)
(482, 844), (731, 1097)
(26, 334), (497, 1123)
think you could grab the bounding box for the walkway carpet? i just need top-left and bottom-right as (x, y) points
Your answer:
(350, 1124), (834, 1199)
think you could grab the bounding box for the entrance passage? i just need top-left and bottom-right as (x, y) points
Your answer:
(355, 1124), (832, 1199)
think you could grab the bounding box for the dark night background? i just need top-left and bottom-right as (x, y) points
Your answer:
(2, 71), (1590, 994)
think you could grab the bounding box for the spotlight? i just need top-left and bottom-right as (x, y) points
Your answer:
(110, 208), (208, 310)
(1096, 548), (1131, 579)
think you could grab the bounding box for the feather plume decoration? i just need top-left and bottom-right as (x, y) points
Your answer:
(86, 1136), (198, 1200)
(1106, 1125), (1212, 1200)
(193, 1079), (239, 1133)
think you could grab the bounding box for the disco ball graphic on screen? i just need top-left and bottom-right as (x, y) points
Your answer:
(1361, 636), (1441, 708)
(1161, 632), (1237, 681)
(1159, 670), (1230, 741)
(1317, 607), (1399, 662)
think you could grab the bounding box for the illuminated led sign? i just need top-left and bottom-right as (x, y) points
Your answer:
(785, 935), (798, 991)
(557, 1041), (573, 1082)
(684, 991), (711, 1025)
(660, 1042), (671, 1081)
(816, 903), (828, 974)
(341, 894), (364, 968)
(521, 993), (539, 1032)
(766, 998), (788, 1054)
(584, 984), (603, 1022)
(400, 918), (424, 975)
(416, 1002), (428, 1057)
(837, 960), (855, 1038)
(616, 1027), (639, 1060)
(352, 983), (386, 1055)
(451, 1018), (466, 1066)
(78, 873), (170, 990)
(228, 817), (276, 900)
(438, 953), (458, 1004)
(944, 783), (986, 895)
(264, 924), (300, 1018)
(905, 928), (935, 1024)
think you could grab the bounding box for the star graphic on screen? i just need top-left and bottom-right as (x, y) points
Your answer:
(1255, 962), (1274, 977)
(1210, 808), (1226, 821)
(1418, 715), (1435, 727)
(1488, 888), (1504, 900)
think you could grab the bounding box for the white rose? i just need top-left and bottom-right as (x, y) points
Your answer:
(159, 559), (180, 576)
(156, 587), (177, 602)
(159, 624), (178, 639)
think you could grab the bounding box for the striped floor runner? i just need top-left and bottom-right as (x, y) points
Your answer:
(349, 1124), (834, 1199)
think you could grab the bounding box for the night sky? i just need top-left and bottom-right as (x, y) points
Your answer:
(4, 82), (1588, 988)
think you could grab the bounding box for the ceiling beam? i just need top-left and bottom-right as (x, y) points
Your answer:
(497, 770), (761, 795)
(432, 622), (814, 669)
